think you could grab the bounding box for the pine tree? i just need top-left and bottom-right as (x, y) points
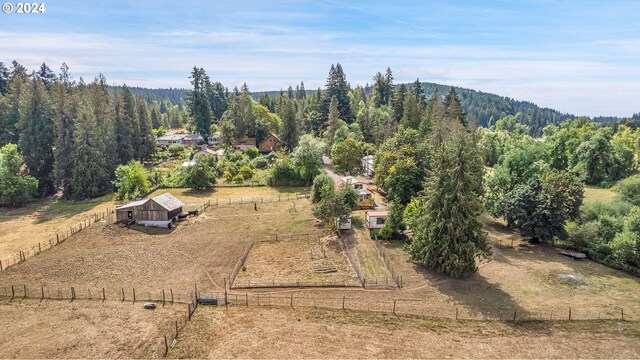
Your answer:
(136, 96), (155, 160)
(1, 62), (28, 146)
(419, 91), (440, 136)
(413, 78), (425, 105)
(296, 81), (306, 100)
(186, 67), (212, 137)
(38, 62), (56, 89)
(150, 107), (161, 129)
(114, 90), (135, 165)
(444, 88), (466, 126)
(408, 126), (490, 277)
(52, 64), (75, 193)
(19, 77), (55, 195)
(68, 98), (107, 199)
(392, 83), (406, 125)
(0, 62), (9, 95)
(89, 74), (117, 181)
(401, 89), (423, 130)
(319, 63), (353, 123)
(278, 95), (299, 151)
(326, 95), (340, 151)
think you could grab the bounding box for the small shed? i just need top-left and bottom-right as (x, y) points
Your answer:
(258, 134), (280, 153)
(365, 210), (389, 229)
(116, 193), (185, 228)
(336, 215), (352, 230)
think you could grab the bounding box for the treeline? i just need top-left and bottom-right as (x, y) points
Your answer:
(479, 117), (640, 274)
(0, 61), (189, 203)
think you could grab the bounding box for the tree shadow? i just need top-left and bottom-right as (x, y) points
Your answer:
(33, 195), (113, 224)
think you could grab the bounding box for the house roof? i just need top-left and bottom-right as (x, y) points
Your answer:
(157, 134), (186, 141)
(182, 134), (203, 141)
(367, 210), (388, 217)
(357, 188), (371, 196)
(151, 193), (185, 211)
(340, 176), (362, 184)
(181, 160), (197, 167)
(258, 133), (280, 145)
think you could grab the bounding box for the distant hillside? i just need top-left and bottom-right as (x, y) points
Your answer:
(119, 83), (635, 136)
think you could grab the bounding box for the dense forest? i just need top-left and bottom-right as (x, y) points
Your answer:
(1, 59), (639, 277)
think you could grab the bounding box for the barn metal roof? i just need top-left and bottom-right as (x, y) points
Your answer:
(151, 193), (185, 211)
(115, 199), (149, 210)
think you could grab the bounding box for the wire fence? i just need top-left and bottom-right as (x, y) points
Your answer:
(0, 209), (115, 273)
(194, 291), (633, 322)
(373, 239), (402, 288)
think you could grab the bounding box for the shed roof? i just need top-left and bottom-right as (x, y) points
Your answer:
(367, 210), (389, 217)
(151, 193), (185, 211)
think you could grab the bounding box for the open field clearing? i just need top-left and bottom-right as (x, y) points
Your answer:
(234, 235), (360, 288)
(170, 306), (640, 359)
(583, 186), (616, 204)
(0, 195), (323, 295)
(0, 195), (115, 267)
(0, 299), (183, 359)
(146, 186), (310, 206)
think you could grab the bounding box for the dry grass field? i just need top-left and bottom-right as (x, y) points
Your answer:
(0, 194), (115, 267)
(170, 306), (640, 359)
(0, 188), (322, 296)
(583, 186), (616, 204)
(234, 235), (360, 287)
(0, 299), (183, 359)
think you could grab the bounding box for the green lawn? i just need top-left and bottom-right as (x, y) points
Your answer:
(583, 186), (616, 204)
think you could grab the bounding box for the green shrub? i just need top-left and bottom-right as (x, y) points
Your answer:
(114, 161), (151, 200)
(616, 175), (640, 206)
(238, 165), (255, 180)
(232, 174), (245, 184)
(245, 147), (259, 159)
(267, 158), (305, 186)
(252, 156), (269, 169)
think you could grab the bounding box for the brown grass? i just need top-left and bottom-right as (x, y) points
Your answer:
(0, 299), (182, 359)
(584, 186), (616, 204)
(170, 306), (640, 359)
(0, 196), (322, 295)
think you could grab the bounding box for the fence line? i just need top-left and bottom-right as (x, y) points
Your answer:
(373, 239), (402, 288)
(0, 209), (115, 273)
(207, 193), (310, 208)
(340, 235), (365, 286)
(229, 241), (255, 288)
(195, 291), (633, 322)
(231, 279), (363, 289)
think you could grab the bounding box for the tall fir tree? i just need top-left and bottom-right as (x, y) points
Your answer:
(186, 66), (212, 137)
(278, 94), (299, 151)
(52, 64), (76, 193)
(121, 86), (140, 158)
(19, 76), (56, 195)
(38, 62), (56, 89)
(319, 63), (353, 124)
(444, 88), (466, 126)
(113, 90), (135, 165)
(392, 83), (406, 125)
(68, 98), (107, 199)
(1, 62), (28, 146)
(401, 89), (423, 130)
(0, 62), (9, 95)
(408, 125), (490, 277)
(150, 107), (161, 129)
(136, 96), (155, 160)
(326, 95), (340, 152)
(89, 74), (117, 181)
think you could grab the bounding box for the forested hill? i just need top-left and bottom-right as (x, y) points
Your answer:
(108, 86), (187, 107)
(398, 82), (572, 135)
(119, 82), (633, 136)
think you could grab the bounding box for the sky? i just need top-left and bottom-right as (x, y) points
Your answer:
(1, 0), (639, 117)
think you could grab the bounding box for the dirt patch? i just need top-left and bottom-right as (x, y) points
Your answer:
(0, 299), (183, 359)
(170, 306), (640, 359)
(234, 235), (360, 287)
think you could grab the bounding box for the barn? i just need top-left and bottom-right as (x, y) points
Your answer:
(115, 193), (185, 228)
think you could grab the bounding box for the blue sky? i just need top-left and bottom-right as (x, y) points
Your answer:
(1, 0), (639, 116)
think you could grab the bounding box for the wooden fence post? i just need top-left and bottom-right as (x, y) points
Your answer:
(621, 308), (624, 321)
(23, 284), (27, 300)
(102, 288), (106, 303)
(245, 293), (248, 306)
(121, 288), (125, 302)
(162, 289), (165, 307)
(569, 307), (572, 320)
(41, 286), (44, 301)
(133, 288), (136, 304)
(342, 296), (346, 310)
(11, 285), (15, 300)
(290, 293), (293, 308)
(455, 307), (459, 320)
(0, 259), (3, 271)
(393, 300), (396, 315)
(171, 289), (174, 304)
(38, 243), (41, 253)
(513, 310), (517, 321)
(175, 320), (178, 339)
(164, 335), (168, 357)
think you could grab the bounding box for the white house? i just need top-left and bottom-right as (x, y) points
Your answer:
(340, 176), (365, 190)
(365, 210), (388, 229)
(156, 133), (203, 146)
(362, 155), (375, 177)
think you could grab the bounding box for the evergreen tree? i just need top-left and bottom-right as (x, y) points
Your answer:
(38, 62), (56, 89)
(326, 95), (340, 151)
(401, 89), (423, 130)
(319, 63), (353, 123)
(89, 74), (117, 181)
(1, 62), (28, 146)
(113, 90), (135, 165)
(205, 80), (228, 121)
(0, 62), (9, 95)
(150, 107), (161, 129)
(409, 126), (490, 277)
(296, 81), (306, 100)
(136, 96), (155, 160)
(186, 67), (212, 137)
(278, 95), (299, 151)
(68, 98), (107, 199)
(444, 88), (466, 126)
(52, 64), (75, 193)
(392, 83), (406, 124)
(121, 86), (140, 158)
(19, 77), (55, 196)
(413, 78), (425, 105)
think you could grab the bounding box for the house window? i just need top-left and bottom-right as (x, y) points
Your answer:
(376, 217), (385, 225)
